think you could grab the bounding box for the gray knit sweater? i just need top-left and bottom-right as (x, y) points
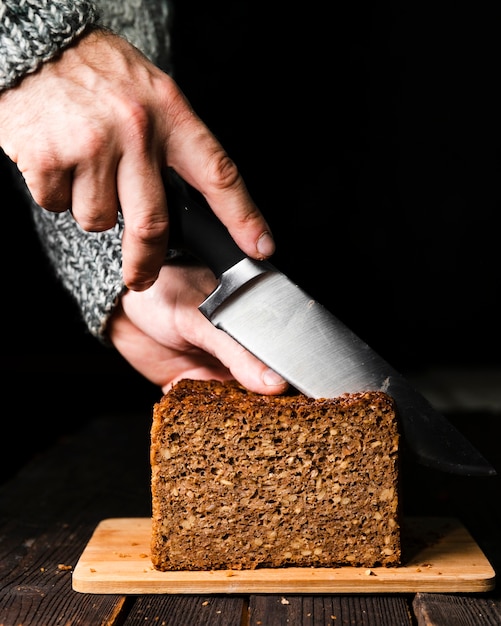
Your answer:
(0, 0), (173, 339)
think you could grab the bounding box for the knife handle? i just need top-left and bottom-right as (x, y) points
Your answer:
(164, 169), (248, 278)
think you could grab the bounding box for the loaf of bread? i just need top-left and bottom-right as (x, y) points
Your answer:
(150, 379), (401, 571)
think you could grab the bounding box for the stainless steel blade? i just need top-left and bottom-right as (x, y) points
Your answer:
(200, 259), (496, 477)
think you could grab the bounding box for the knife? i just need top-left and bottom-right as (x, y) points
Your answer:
(164, 168), (496, 477)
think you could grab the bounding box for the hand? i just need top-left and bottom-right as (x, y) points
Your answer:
(0, 28), (275, 291)
(107, 262), (289, 395)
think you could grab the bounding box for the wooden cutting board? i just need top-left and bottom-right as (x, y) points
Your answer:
(72, 517), (495, 594)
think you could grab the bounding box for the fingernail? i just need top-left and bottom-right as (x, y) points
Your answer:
(263, 368), (286, 386)
(257, 231), (275, 258)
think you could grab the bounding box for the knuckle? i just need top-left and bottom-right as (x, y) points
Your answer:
(205, 151), (240, 190)
(73, 126), (110, 161)
(21, 166), (67, 212)
(204, 153), (260, 226)
(128, 214), (169, 244)
(32, 192), (67, 212)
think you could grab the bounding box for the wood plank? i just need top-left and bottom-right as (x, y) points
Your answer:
(0, 516), (132, 626)
(249, 595), (414, 626)
(72, 517), (495, 594)
(0, 590), (129, 626)
(412, 592), (501, 626)
(122, 595), (246, 626)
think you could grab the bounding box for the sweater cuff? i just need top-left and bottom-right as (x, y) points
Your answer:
(29, 199), (126, 341)
(0, 0), (100, 91)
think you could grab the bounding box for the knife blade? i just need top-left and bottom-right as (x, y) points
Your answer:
(165, 169), (496, 477)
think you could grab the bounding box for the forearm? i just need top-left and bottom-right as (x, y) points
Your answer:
(0, 0), (100, 91)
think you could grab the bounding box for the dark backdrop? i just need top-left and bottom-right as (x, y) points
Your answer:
(2, 2), (499, 480)
(170, 1), (500, 369)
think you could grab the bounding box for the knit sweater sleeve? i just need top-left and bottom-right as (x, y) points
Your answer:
(4, 151), (125, 341)
(31, 199), (126, 340)
(2, 1), (173, 342)
(0, 0), (100, 91)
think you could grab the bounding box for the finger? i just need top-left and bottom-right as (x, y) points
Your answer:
(70, 161), (120, 231)
(116, 155), (170, 291)
(186, 310), (289, 396)
(211, 329), (289, 395)
(165, 96), (275, 260)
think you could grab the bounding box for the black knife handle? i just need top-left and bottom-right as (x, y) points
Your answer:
(164, 169), (247, 278)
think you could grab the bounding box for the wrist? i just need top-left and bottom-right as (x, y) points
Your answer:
(0, 0), (100, 91)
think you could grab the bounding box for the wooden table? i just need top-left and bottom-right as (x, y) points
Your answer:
(1, 405), (499, 625)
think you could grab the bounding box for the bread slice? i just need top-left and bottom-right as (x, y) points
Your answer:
(150, 379), (401, 571)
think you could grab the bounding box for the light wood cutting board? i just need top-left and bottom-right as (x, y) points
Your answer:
(72, 517), (495, 594)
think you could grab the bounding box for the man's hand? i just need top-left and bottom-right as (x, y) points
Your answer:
(0, 28), (275, 291)
(107, 262), (289, 394)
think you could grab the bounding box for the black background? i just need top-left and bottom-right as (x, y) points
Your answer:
(2, 2), (500, 480)
(169, 1), (500, 370)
